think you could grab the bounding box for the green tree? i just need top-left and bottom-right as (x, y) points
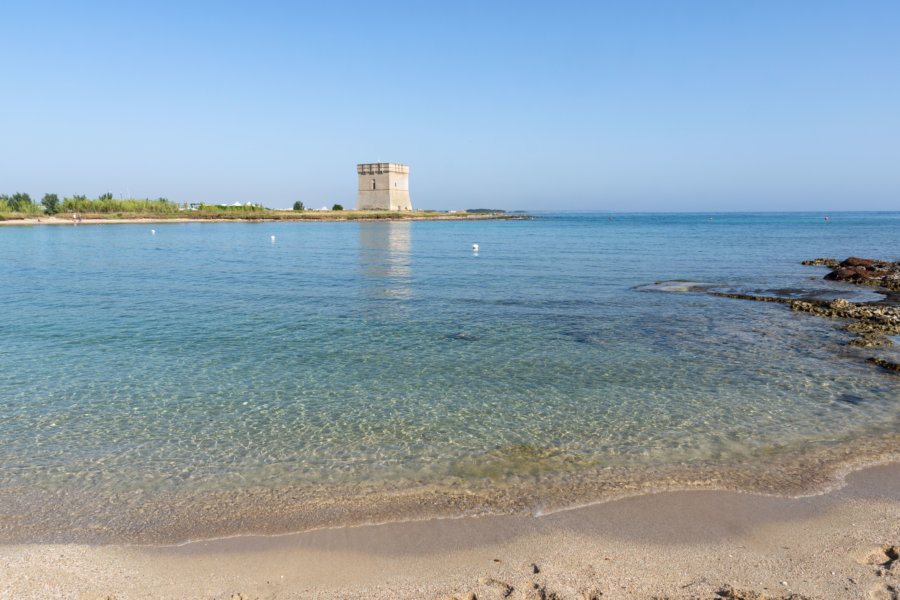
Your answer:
(9, 192), (33, 212)
(42, 193), (60, 214)
(332, 204), (343, 211)
(293, 201), (304, 211)
(98, 192), (113, 201)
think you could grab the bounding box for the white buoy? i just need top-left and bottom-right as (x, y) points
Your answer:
(270, 235), (275, 242)
(472, 243), (479, 251)
(151, 229), (156, 235)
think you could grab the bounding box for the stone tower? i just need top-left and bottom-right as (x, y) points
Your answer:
(356, 163), (412, 211)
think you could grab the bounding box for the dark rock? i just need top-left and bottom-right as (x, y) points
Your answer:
(709, 292), (798, 305)
(868, 357), (900, 373)
(825, 267), (869, 281)
(842, 256), (877, 268)
(818, 257), (900, 289)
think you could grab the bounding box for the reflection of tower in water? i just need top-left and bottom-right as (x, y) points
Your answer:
(358, 221), (412, 301)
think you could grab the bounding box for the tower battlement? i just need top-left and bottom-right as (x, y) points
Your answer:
(357, 163), (409, 176)
(356, 163), (412, 211)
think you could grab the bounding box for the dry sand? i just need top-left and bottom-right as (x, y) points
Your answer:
(1, 463), (898, 600)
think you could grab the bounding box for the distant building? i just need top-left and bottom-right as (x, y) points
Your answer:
(356, 163), (411, 211)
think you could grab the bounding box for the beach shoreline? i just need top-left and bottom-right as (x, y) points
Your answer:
(0, 213), (530, 226)
(2, 431), (897, 547)
(2, 461), (898, 599)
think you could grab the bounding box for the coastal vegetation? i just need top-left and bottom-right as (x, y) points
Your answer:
(61, 195), (181, 214)
(0, 193), (43, 216)
(0, 192), (531, 222)
(41, 193), (59, 214)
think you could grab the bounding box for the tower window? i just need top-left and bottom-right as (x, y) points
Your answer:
(372, 179), (376, 190)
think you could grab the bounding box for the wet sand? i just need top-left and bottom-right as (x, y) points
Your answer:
(2, 463), (898, 599)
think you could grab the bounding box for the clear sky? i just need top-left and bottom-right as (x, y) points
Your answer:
(2, 0), (898, 211)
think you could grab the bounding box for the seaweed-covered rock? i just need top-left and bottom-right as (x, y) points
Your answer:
(801, 257), (840, 268)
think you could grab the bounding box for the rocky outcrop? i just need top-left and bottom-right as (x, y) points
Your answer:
(647, 258), (900, 375)
(789, 297), (900, 347)
(806, 257), (900, 291)
(869, 357), (900, 373)
(801, 258), (841, 268)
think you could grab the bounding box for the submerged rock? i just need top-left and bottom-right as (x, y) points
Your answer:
(836, 393), (864, 405)
(848, 333), (892, 348)
(789, 297), (900, 347)
(642, 259), (900, 375)
(868, 357), (900, 373)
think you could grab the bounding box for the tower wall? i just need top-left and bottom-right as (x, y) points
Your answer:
(356, 163), (412, 211)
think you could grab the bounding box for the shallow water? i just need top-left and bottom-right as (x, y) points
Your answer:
(1, 213), (898, 543)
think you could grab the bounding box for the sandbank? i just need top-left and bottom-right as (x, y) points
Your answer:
(1, 462), (898, 599)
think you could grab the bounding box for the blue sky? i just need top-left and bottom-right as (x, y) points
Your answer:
(2, 1), (898, 211)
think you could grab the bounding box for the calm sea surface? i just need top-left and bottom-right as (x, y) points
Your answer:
(1, 213), (899, 543)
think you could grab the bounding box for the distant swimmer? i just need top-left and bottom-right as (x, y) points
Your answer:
(825, 217), (829, 220)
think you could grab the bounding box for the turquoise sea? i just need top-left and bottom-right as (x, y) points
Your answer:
(1, 213), (899, 543)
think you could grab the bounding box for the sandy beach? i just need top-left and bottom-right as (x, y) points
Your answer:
(1, 462), (897, 600)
